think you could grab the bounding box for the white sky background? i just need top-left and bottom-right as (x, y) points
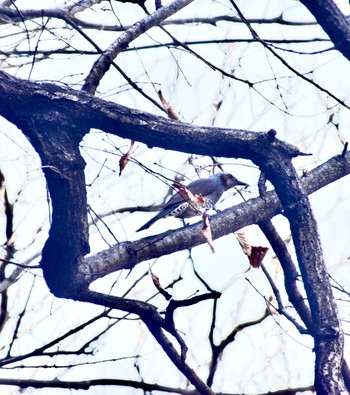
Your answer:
(0, 0), (350, 394)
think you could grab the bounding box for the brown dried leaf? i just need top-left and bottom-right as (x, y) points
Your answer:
(173, 183), (205, 214)
(158, 90), (181, 120)
(235, 230), (268, 268)
(150, 268), (172, 300)
(235, 230), (252, 256)
(172, 182), (198, 201)
(119, 140), (136, 175)
(249, 246), (269, 268)
(202, 213), (215, 253)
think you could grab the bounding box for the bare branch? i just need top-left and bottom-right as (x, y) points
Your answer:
(300, 0), (350, 62)
(229, 0), (350, 110)
(82, 0), (196, 94)
(259, 220), (312, 332)
(77, 289), (216, 395)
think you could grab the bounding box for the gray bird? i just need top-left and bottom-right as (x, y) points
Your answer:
(136, 172), (247, 232)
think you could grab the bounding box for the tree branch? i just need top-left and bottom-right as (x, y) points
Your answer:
(76, 289), (216, 395)
(82, 0), (196, 94)
(0, 377), (314, 394)
(79, 150), (350, 284)
(0, 70), (349, 290)
(253, 139), (346, 393)
(300, 0), (350, 62)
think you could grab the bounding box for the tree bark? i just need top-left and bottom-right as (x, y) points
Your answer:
(301, 0), (350, 63)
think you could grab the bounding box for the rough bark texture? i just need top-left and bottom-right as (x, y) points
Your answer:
(79, 151), (350, 284)
(0, 73), (90, 297)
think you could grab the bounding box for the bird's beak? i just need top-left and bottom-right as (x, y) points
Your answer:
(237, 180), (249, 188)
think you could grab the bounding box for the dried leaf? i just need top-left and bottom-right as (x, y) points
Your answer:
(158, 90), (181, 120)
(235, 230), (252, 256)
(249, 246), (269, 268)
(173, 182), (194, 200)
(173, 182), (205, 214)
(235, 230), (268, 268)
(202, 213), (215, 253)
(119, 140), (136, 175)
(150, 268), (172, 300)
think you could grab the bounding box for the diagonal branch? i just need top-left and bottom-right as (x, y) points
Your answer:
(254, 142), (346, 393)
(77, 289), (216, 395)
(229, 0), (350, 110)
(0, 70), (349, 292)
(259, 220), (312, 332)
(82, 0), (196, 94)
(0, 66), (349, 392)
(79, 150), (350, 285)
(300, 0), (350, 62)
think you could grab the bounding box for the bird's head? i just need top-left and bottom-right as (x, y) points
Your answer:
(219, 172), (248, 190)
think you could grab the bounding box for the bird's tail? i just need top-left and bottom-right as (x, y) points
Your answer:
(136, 212), (164, 232)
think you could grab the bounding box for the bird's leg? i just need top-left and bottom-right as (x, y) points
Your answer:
(181, 218), (189, 227)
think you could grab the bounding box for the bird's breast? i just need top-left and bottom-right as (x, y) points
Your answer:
(168, 202), (190, 218)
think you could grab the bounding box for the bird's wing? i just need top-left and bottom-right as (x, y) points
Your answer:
(137, 178), (218, 232)
(185, 178), (217, 195)
(163, 178), (216, 209)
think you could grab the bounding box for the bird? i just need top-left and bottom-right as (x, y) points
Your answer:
(136, 172), (247, 232)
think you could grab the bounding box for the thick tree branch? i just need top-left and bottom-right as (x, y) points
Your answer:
(0, 0), (348, 390)
(0, 71), (302, 160)
(0, 377), (314, 394)
(79, 151), (350, 284)
(0, 378), (200, 394)
(253, 142), (346, 393)
(23, 115), (90, 298)
(0, 70), (349, 289)
(300, 0), (350, 62)
(259, 220), (312, 332)
(0, 35), (348, 390)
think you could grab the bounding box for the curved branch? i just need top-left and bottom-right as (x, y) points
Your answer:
(0, 70), (349, 290)
(0, 62), (349, 392)
(78, 289), (216, 395)
(82, 0), (196, 94)
(300, 0), (350, 62)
